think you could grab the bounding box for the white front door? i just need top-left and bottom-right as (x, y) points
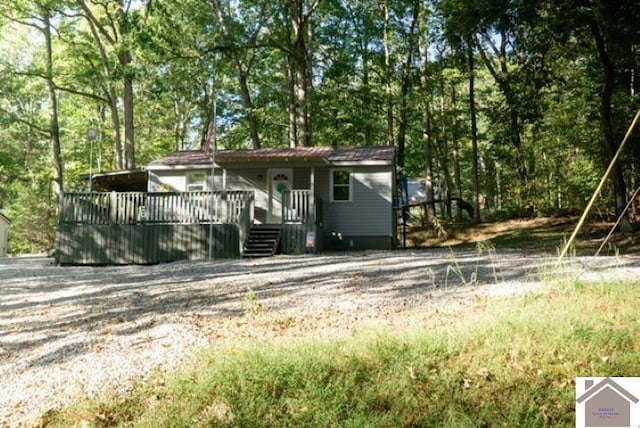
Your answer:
(268, 168), (293, 223)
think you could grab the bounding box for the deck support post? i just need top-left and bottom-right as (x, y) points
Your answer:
(309, 168), (315, 225)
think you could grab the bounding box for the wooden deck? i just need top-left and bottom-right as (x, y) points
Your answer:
(56, 191), (253, 265)
(56, 190), (323, 265)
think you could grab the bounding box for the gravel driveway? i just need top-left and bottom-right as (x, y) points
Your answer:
(2, 249), (639, 426)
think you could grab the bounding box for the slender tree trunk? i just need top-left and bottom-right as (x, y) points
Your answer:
(122, 54), (135, 168)
(382, 1), (394, 147)
(495, 161), (502, 209)
(287, 51), (298, 147)
(419, 9), (435, 218)
(304, 20), (314, 147)
(361, 25), (372, 146)
(423, 101), (436, 216)
(588, 15), (631, 232)
(468, 41), (481, 224)
(451, 85), (462, 222)
(173, 99), (189, 151)
(505, 89), (526, 183)
(237, 69), (261, 148)
(289, 0), (314, 147)
(41, 5), (63, 200)
(78, 0), (125, 169)
(108, 94), (124, 170)
(396, 3), (419, 168)
(438, 92), (452, 220)
(475, 33), (527, 184)
(116, 1), (135, 169)
(295, 44), (310, 146)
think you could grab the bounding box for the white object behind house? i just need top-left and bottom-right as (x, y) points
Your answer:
(407, 179), (427, 203)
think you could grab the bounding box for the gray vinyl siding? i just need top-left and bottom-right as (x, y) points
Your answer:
(149, 168), (271, 224)
(148, 171), (188, 192)
(148, 165), (393, 235)
(316, 166), (393, 237)
(222, 168), (269, 223)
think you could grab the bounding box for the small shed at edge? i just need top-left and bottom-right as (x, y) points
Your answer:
(0, 212), (10, 257)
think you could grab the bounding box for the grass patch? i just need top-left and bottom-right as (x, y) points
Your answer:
(405, 216), (640, 254)
(40, 281), (640, 427)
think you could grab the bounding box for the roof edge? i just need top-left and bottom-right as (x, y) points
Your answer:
(577, 378), (640, 404)
(0, 212), (11, 223)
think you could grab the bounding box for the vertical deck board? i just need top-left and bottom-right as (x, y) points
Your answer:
(57, 191), (252, 264)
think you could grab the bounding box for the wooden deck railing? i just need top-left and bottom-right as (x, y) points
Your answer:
(60, 191), (254, 225)
(282, 190), (322, 225)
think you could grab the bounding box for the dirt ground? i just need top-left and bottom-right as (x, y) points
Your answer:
(404, 216), (640, 253)
(1, 249), (640, 426)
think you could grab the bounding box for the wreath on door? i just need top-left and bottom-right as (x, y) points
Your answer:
(273, 173), (289, 195)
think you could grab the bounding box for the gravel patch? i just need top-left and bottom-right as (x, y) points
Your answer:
(1, 249), (639, 426)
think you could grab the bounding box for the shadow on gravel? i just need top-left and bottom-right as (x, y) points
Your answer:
(0, 250), (637, 368)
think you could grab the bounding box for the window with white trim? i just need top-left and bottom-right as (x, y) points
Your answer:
(186, 172), (206, 191)
(330, 169), (352, 202)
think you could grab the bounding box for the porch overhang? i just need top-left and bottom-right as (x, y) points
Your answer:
(91, 169), (148, 192)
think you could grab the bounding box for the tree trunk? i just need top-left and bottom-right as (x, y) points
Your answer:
(116, 1), (135, 169)
(396, 3), (419, 168)
(78, 0), (125, 169)
(451, 85), (462, 222)
(506, 89), (527, 183)
(438, 92), (453, 220)
(419, 10), (435, 218)
(41, 5), (63, 200)
(382, 1), (394, 147)
(287, 51), (298, 148)
(475, 33), (527, 184)
(289, 0), (314, 147)
(589, 14), (631, 232)
(173, 99), (189, 151)
(361, 22), (372, 147)
(122, 54), (135, 168)
(295, 43), (310, 146)
(108, 93), (124, 169)
(468, 41), (481, 224)
(212, 0), (262, 149)
(238, 72), (261, 149)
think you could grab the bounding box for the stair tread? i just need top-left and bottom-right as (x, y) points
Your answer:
(243, 224), (281, 258)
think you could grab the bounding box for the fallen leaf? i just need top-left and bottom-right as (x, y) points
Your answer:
(408, 366), (417, 380)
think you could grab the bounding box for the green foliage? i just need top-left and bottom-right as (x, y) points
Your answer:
(4, 179), (57, 253)
(1, 0), (640, 252)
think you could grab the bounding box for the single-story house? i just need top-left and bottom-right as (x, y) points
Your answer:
(57, 146), (398, 264)
(0, 211), (10, 257)
(147, 146), (397, 250)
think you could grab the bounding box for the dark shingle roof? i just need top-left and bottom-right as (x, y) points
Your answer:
(148, 146), (395, 167)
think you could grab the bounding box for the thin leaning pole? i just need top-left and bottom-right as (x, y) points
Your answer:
(556, 109), (640, 264)
(594, 187), (640, 257)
